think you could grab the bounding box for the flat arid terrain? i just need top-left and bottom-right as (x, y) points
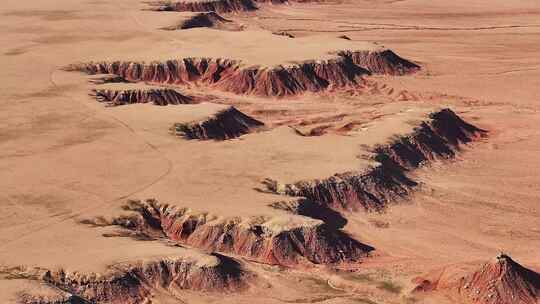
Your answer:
(1, 0), (539, 303)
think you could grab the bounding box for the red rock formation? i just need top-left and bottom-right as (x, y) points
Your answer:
(93, 88), (196, 106)
(163, 12), (243, 31)
(455, 254), (540, 304)
(263, 109), (486, 211)
(171, 106), (264, 140)
(255, 0), (287, 3)
(105, 199), (374, 266)
(68, 56), (368, 97)
(413, 254), (540, 304)
(263, 165), (416, 212)
(269, 199), (348, 230)
(38, 255), (246, 304)
(373, 109), (486, 170)
(17, 290), (80, 304)
(68, 49), (420, 97)
(151, 0), (258, 13)
(340, 49), (420, 75)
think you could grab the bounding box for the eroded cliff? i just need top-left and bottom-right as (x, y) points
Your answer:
(67, 48), (418, 97)
(88, 199), (374, 266)
(263, 109), (486, 211)
(93, 88), (196, 106)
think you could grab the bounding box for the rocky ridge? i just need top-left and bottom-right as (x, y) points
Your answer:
(86, 199), (374, 267)
(6, 252), (246, 304)
(170, 106), (264, 140)
(263, 109), (486, 211)
(93, 88), (196, 106)
(67, 49), (418, 97)
(413, 254), (540, 304)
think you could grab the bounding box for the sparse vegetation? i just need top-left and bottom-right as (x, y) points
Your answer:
(301, 276), (345, 294)
(341, 272), (375, 283)
(351, 298), (379, 304)
(377, 280), (402, 294)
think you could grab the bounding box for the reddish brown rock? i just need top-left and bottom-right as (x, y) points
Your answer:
(67, 48), (418, 97)
(413, 254), (540, 304)
(171, 106), (264, 140)
(67, 56), (368, 97)
(93, 88), (196, 106)
(17, 254), (246, 304)
(17, 288), (79, 304)
(341, 49), (420, 75)
(151, 0), (258, 13)
(263, 109), (486, 211)
(103, 199), (374, 266)
(163, 12), (243, 31)
(454, 254), (540, 304)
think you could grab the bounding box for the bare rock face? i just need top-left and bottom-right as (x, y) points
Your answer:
(455, 254), (540, 304)
(269, 199), (348, 230)
(103, 199), (374, 266)
(93, 88), (196, 106)
(151, 0), (258, 13)
(264, 109), (486, 211)
(171, 106), (264, 140)
(67, 56), (368, 97)
(413, 254), (540, 304)
(163, 12), (243, 31)
(17, 289), (81, 304)
(67, 48), (418, 97)
(263, 166), (416, 212)
(373, 108), (486, 170)
(8, 254), (246, 304)
(340, 49), (420, 75)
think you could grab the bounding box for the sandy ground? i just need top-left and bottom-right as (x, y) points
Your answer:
(1, 0), (539, 303)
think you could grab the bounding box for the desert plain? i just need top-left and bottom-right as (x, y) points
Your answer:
(0, 0), (539, 303)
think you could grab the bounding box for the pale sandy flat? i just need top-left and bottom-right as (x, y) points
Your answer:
(1, 0), (539, 303)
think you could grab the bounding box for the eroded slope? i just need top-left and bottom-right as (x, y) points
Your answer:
(171, 106), (264, 140)
(85, 199), (374, 266)
(67, 32), (419, 97)
(263, 109), (486, 211)
(3, 249), (246, 304)
(413, 254), (540, 304)
(93, 88), (196, 106)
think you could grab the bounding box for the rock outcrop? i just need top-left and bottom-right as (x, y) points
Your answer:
(10, 253), (246, 304)
(93, 88), (196, 106)
(151, 0), (258, 13)
(340, 49), (420, 75)
(263, 165), (416, 212)
(455, 254), (540, 304)
(171, 106), (264, 140)
(263, 109), (486, 211)
(17, 288), (82, 304)
(373, 109), (485, 170)
(269, 199), (348, 230)
(273, 31), (295, 38)
(97, 199), (374, 266)
(413, 254), (540, 304)
(67, 48), (418, 97)
(163, 12), (243, 31)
